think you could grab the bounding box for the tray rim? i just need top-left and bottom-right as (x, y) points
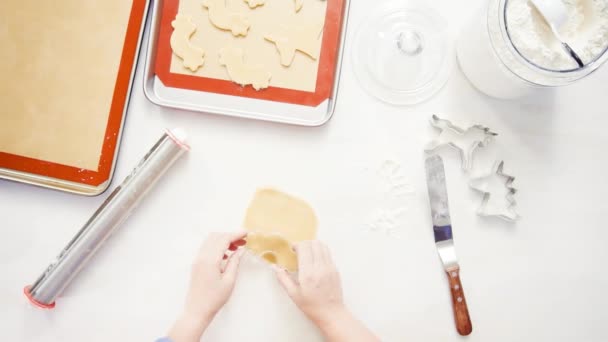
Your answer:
(143, 0), (351, 127)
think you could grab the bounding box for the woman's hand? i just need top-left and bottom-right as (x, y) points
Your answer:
(274, 240), (346, 325)
(169, 231), (247, 342)
(274, 240), (380, 342)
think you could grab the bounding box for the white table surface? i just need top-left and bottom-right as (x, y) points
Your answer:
(2, 0), (608, 341)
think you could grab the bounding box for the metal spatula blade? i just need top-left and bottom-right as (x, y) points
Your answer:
(529, 0), (585, 67)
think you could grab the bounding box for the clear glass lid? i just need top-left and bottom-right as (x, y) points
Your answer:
(352, 4), (452, 105)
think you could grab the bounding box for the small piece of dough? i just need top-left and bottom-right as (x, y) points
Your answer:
(202, 0), (250, 37)
(244, 0), (265, 8)
(219, 48), (272, 90)
(295, 0), (303, 12)
(246, 232), (298, 271)
(243, 188), (318, 242)
(264, 22), (323, 66)
(170, 14), (205, 71)
(243, 188), (318, 271)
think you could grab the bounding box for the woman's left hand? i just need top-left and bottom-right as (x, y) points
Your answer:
(169, 231), (247, 342)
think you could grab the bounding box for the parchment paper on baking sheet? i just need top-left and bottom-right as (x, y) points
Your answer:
(0, 0), (132, 171)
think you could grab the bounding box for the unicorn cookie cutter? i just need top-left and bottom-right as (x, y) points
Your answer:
(425, 115), (497, 171)
(469, 160), (519, 222)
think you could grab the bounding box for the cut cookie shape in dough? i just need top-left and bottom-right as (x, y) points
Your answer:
(243, 188), (317, 245)
(170, 14), (205, 71)
(264, 22), (323, 66)
(219, 48), (272, 90)
(202, 0), (250, 37)
(244, 0), (265, 8)
(246, 232), (298, 271)
(295, 0), (303, 12)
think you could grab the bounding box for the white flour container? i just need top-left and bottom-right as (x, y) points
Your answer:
(457, 0), (608, 99)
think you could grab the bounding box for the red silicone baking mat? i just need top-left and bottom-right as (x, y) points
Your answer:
(0, 0), (147, 192)
(154, 0), (346, 107)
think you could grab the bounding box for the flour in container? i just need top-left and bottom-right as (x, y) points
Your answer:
(506, 0), (608, 70)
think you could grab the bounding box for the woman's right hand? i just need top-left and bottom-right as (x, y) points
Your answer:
(274, 240), (347, 325)
(274, 240), (380, 342)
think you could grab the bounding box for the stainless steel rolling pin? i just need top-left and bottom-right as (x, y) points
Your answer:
(24, 128), (190, 308)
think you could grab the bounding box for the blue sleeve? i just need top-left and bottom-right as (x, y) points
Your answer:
(155, 338), (172, 342)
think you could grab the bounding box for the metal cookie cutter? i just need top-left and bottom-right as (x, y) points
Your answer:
(426, 115), (498, 171)
(469, 161), (519, 222)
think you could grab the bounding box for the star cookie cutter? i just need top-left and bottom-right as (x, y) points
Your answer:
(469, 161), (519, 222)
(425, 115), (498, 171)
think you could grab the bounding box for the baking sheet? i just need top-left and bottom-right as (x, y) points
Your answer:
(153, 0), (346, 107)
(0, 0), (148, 194)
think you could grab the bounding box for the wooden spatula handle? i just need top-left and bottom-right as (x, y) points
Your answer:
(446, 267), (473, 336)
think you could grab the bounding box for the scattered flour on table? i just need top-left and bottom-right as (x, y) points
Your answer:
(377, 159), (415, 199)
(507, 0), (608, 70)
(365, 159), (415, 237)
(367, 208), (407, 237)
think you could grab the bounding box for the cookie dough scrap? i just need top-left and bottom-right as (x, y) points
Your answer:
(219, 48), (272, 90)
(246, 232), (298, 271)
(265, 22), (323, 66)
(170, 14), (205, 71)
(202, 0), (250, 37)
(295, 0), (303, 12)
(243, 188), (318, 271)
(244, 0), (265, 8)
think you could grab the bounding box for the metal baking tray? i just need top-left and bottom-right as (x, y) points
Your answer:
(143, 0), (350, 126)
(0, 0), (150, 196)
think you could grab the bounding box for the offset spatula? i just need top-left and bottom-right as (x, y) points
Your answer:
(425, 155), (473, 336)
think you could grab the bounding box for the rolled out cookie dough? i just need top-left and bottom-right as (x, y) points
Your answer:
(243, 188), (318, 270)
(202, 0), (250, 37)
(219, 47), (271, 90)
(246, 232), (298, 271)
(170, 14), (206, 71)
(264, 21), (323, 66)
